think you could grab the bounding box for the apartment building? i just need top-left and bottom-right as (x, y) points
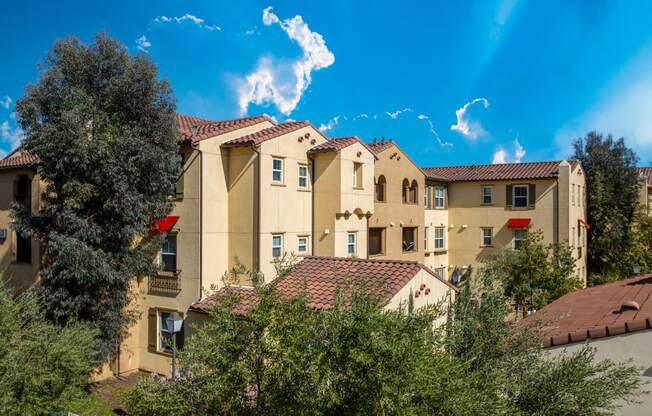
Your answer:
(423, 173), (450, 281)
(423, 160), (588, 284)
(366, 139), (425, 262)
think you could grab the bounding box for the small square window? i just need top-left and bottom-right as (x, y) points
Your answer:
(513, 185), (528, 208)
(272, 158), (283, 183)
(298, 236), (308, 253)
(272, 234), (283, 259)
(347, 233), (356, 256)
(298, 165), (308, 188)
(513, 229), (527, 249)
(482, 186), (492, 204)
(481, 228), (492, 246)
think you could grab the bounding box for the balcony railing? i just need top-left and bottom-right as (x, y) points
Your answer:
(148, 271), (181, 295)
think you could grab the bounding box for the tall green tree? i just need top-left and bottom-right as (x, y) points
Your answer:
(13, 33), (180, 359)
(0, 287), (99, 415)
(572, 132), (641, 280)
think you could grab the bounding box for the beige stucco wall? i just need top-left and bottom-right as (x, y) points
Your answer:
(369, 144), (425, 261)
(549, 331), (652, 416)
(423, 185), (449, 278)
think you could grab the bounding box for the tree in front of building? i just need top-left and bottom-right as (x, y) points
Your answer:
(12, 33), (180, 360)
(125, 266), (643, 416)
(480, 229), (581, 313)
(613, 207), (652, 282)
(0, 287), (99, 415)
(572, 132), (641, 282)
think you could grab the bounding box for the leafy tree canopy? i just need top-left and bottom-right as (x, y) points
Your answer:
(13, 32), (180, 359)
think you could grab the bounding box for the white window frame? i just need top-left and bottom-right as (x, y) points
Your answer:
(424, 227), (429, 251)
(347, 232), (357, 256)
(298, 164), (309, 189)
(513, 185), (528, 209)
(482, 186), (492, 204)
(434, 226), (445, 250)
(272, 158), (284, 183)
(481, 227), (493, 247)
(297, 236), (309, 254)
(272, 234), (283, 259)
(434, 187), (445, 208)
(424, 186), (429, 208)
(160, 234), (177, 273)
(513, 229), (527, 249)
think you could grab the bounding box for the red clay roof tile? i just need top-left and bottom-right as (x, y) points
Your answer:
(176, 113), (273, 143)
(0, 150), (39, 170)
(221, 121), (312, 147)
(423, 160), (579, 182)
(308, 136), (378, 159)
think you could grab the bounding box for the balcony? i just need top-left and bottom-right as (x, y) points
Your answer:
(148, 271), (181, 295)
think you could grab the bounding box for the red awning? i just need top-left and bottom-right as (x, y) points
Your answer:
(578, 219), (591, 230)
(149, 215), (179, 234)
(507, 218), (531, 229)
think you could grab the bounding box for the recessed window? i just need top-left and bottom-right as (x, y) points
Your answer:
(298, 164), (308, 188)
(424, 227), (429, 251)
(513, 229), (527, 250)
(161, 234), (177, 272)
(353, 162), (363, 188)
(513, 185), (528, 208)
(482, 186), (492, 204)
(347, 233), (357, 256)
(14, 174), (31, 208)
(375, 175), (386, 202)
(159, 310), (183, 352)
(16, 233), (31, 264)
(402, 179), (410, 204)
(434, 227), (445, 250)
(402, 227), (417, 252)
(410, 180), (418, 204)
(272, 234), (283, 259)
(368, 228), (384, 256)
(434, 187), (445, 208)
(434, 267), (446, 280)
(298, 236), (308, 254)
(272, 158), (283, 183)
(481, 227), (493, 247)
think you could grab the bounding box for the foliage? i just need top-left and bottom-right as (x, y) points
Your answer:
(67, 393), (116, 416)
(126, 266), (643, 416)
(0, 286), (99, 416)
(616, 207), (652, 277)
(572, 132), (641, 281)
(480, 229), (582, 312)
(13, 32), (180, 359)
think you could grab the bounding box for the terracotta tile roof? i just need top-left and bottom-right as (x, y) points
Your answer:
(308, 136), (378, 159)
(221, 121), (312, 147)
(422, 160), (578, 182)
(366, 139), (395, 155)
(638, 167), (652, 185)
(0, 150), (39, 170)
(191, 256), (457, 314)
(524, 274), (652, 347)
(176, 113), (273, 143)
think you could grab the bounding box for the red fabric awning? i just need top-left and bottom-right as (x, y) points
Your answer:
(507, 218), (531, 229)
(149, 215), (179, 234)
(578, 219), (591, 230)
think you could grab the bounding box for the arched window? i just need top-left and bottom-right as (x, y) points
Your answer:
(402, 179), (410, 204)
(375, 175), (386, 202)
(410, 180), (418, 204)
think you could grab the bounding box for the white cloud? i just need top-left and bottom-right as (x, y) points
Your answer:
(154, 13), (221, 31)
(319, 115), (340, 131)
(418, 114), (453, 147)
(492, 138), (526, 164)
(1, 120), (24, 150)
(1, 96), (11, 110)
(238, 7), (335, 115)
(135, 35), (151, 52)
(385, 108), (413, 119)
(450, 97), (490, 139)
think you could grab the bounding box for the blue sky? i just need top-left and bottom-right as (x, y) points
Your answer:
(2, 0), (652, 166)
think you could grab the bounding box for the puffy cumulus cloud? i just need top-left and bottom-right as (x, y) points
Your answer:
(492, 138), (526, 164)
(1, 96), (11, 110)
(319, 115), (341, 131)
(238, 7), (335, 115)
(135, 35), (151, 52)
(1, 120), (24, 150)
(385, 108), (413, 119)
(418, 114), (453, 147)
(450, 97), (490, 139)
(154, 14), (221, 31)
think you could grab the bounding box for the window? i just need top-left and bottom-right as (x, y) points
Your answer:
(353, 162), (363, 188)
(434, 187), (445, 208)
(513, 229), (527, 250)
(375, 175), (386, 202)
(161, 234), (177, 272)
(482, 227), (493, 247)
(347, 233), (357, 256)
(572, 184), (575, 206)
(298, 164), (308, 188)
(272, 234), (283, 259)
(424, 185), (430, 208)
(513, 185), (528, 208)
(272, 158), (283, 183)
(402, 179), (410, 203)
(409, 180), (418, 204)
(482, 186), (492, 204)
(424, 227), (429, 251)
(159, 311), (183, 353)
(368, 228), (384, 255)
(16, 233), (31, 264)
(434, 227), (445, 250)
(14, 174), (30, 208)
(298, 236), (308, 254)
(402, 227), (417, 252)
(434, 267), (446, 280)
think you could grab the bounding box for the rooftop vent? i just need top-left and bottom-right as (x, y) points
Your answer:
(621, 300), (640, 311)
